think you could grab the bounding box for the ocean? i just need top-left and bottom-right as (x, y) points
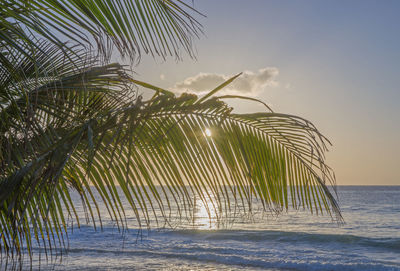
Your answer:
(21, 186), (400, 270)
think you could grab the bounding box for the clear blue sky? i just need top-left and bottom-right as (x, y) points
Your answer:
(133, 0), (400, 185)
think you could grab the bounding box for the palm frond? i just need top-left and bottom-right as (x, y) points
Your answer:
(0, 1), (342, 268)
(1, 71), (342, 266)
(1, 0), (203, 63)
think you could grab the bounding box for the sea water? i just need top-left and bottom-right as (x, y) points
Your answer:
(17, 186), (400, 270)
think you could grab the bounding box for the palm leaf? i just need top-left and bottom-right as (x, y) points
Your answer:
(1, 72), (342, 267)
(0, 1), (342, 268)
(1, 0), (203, 62)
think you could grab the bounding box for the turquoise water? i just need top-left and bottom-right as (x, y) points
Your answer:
(16, 186), (400, 270)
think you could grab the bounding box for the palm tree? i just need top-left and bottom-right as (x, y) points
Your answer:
(0, 0), (342, 267)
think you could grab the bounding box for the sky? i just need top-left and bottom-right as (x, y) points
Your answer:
(132, 0), (400, 185)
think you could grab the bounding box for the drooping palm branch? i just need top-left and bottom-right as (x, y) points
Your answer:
(0, 0), (342, 268)
(0, 59), (343, 262)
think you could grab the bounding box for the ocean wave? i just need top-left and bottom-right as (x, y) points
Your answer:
(163, 228), (400, 251)
(30, 243), (400, 271)
(65, 225), (400, 251)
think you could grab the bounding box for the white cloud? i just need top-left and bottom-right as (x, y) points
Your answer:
(160, 73), (165, 80)
(171, 67), (279, 96)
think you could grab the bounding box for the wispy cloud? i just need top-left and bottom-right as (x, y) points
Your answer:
(172, 67), (279, 96)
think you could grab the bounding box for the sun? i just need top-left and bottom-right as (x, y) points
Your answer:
(205, 128), (212, 137)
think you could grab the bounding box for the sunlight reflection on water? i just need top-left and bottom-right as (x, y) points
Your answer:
(192, 195), (217, 229)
